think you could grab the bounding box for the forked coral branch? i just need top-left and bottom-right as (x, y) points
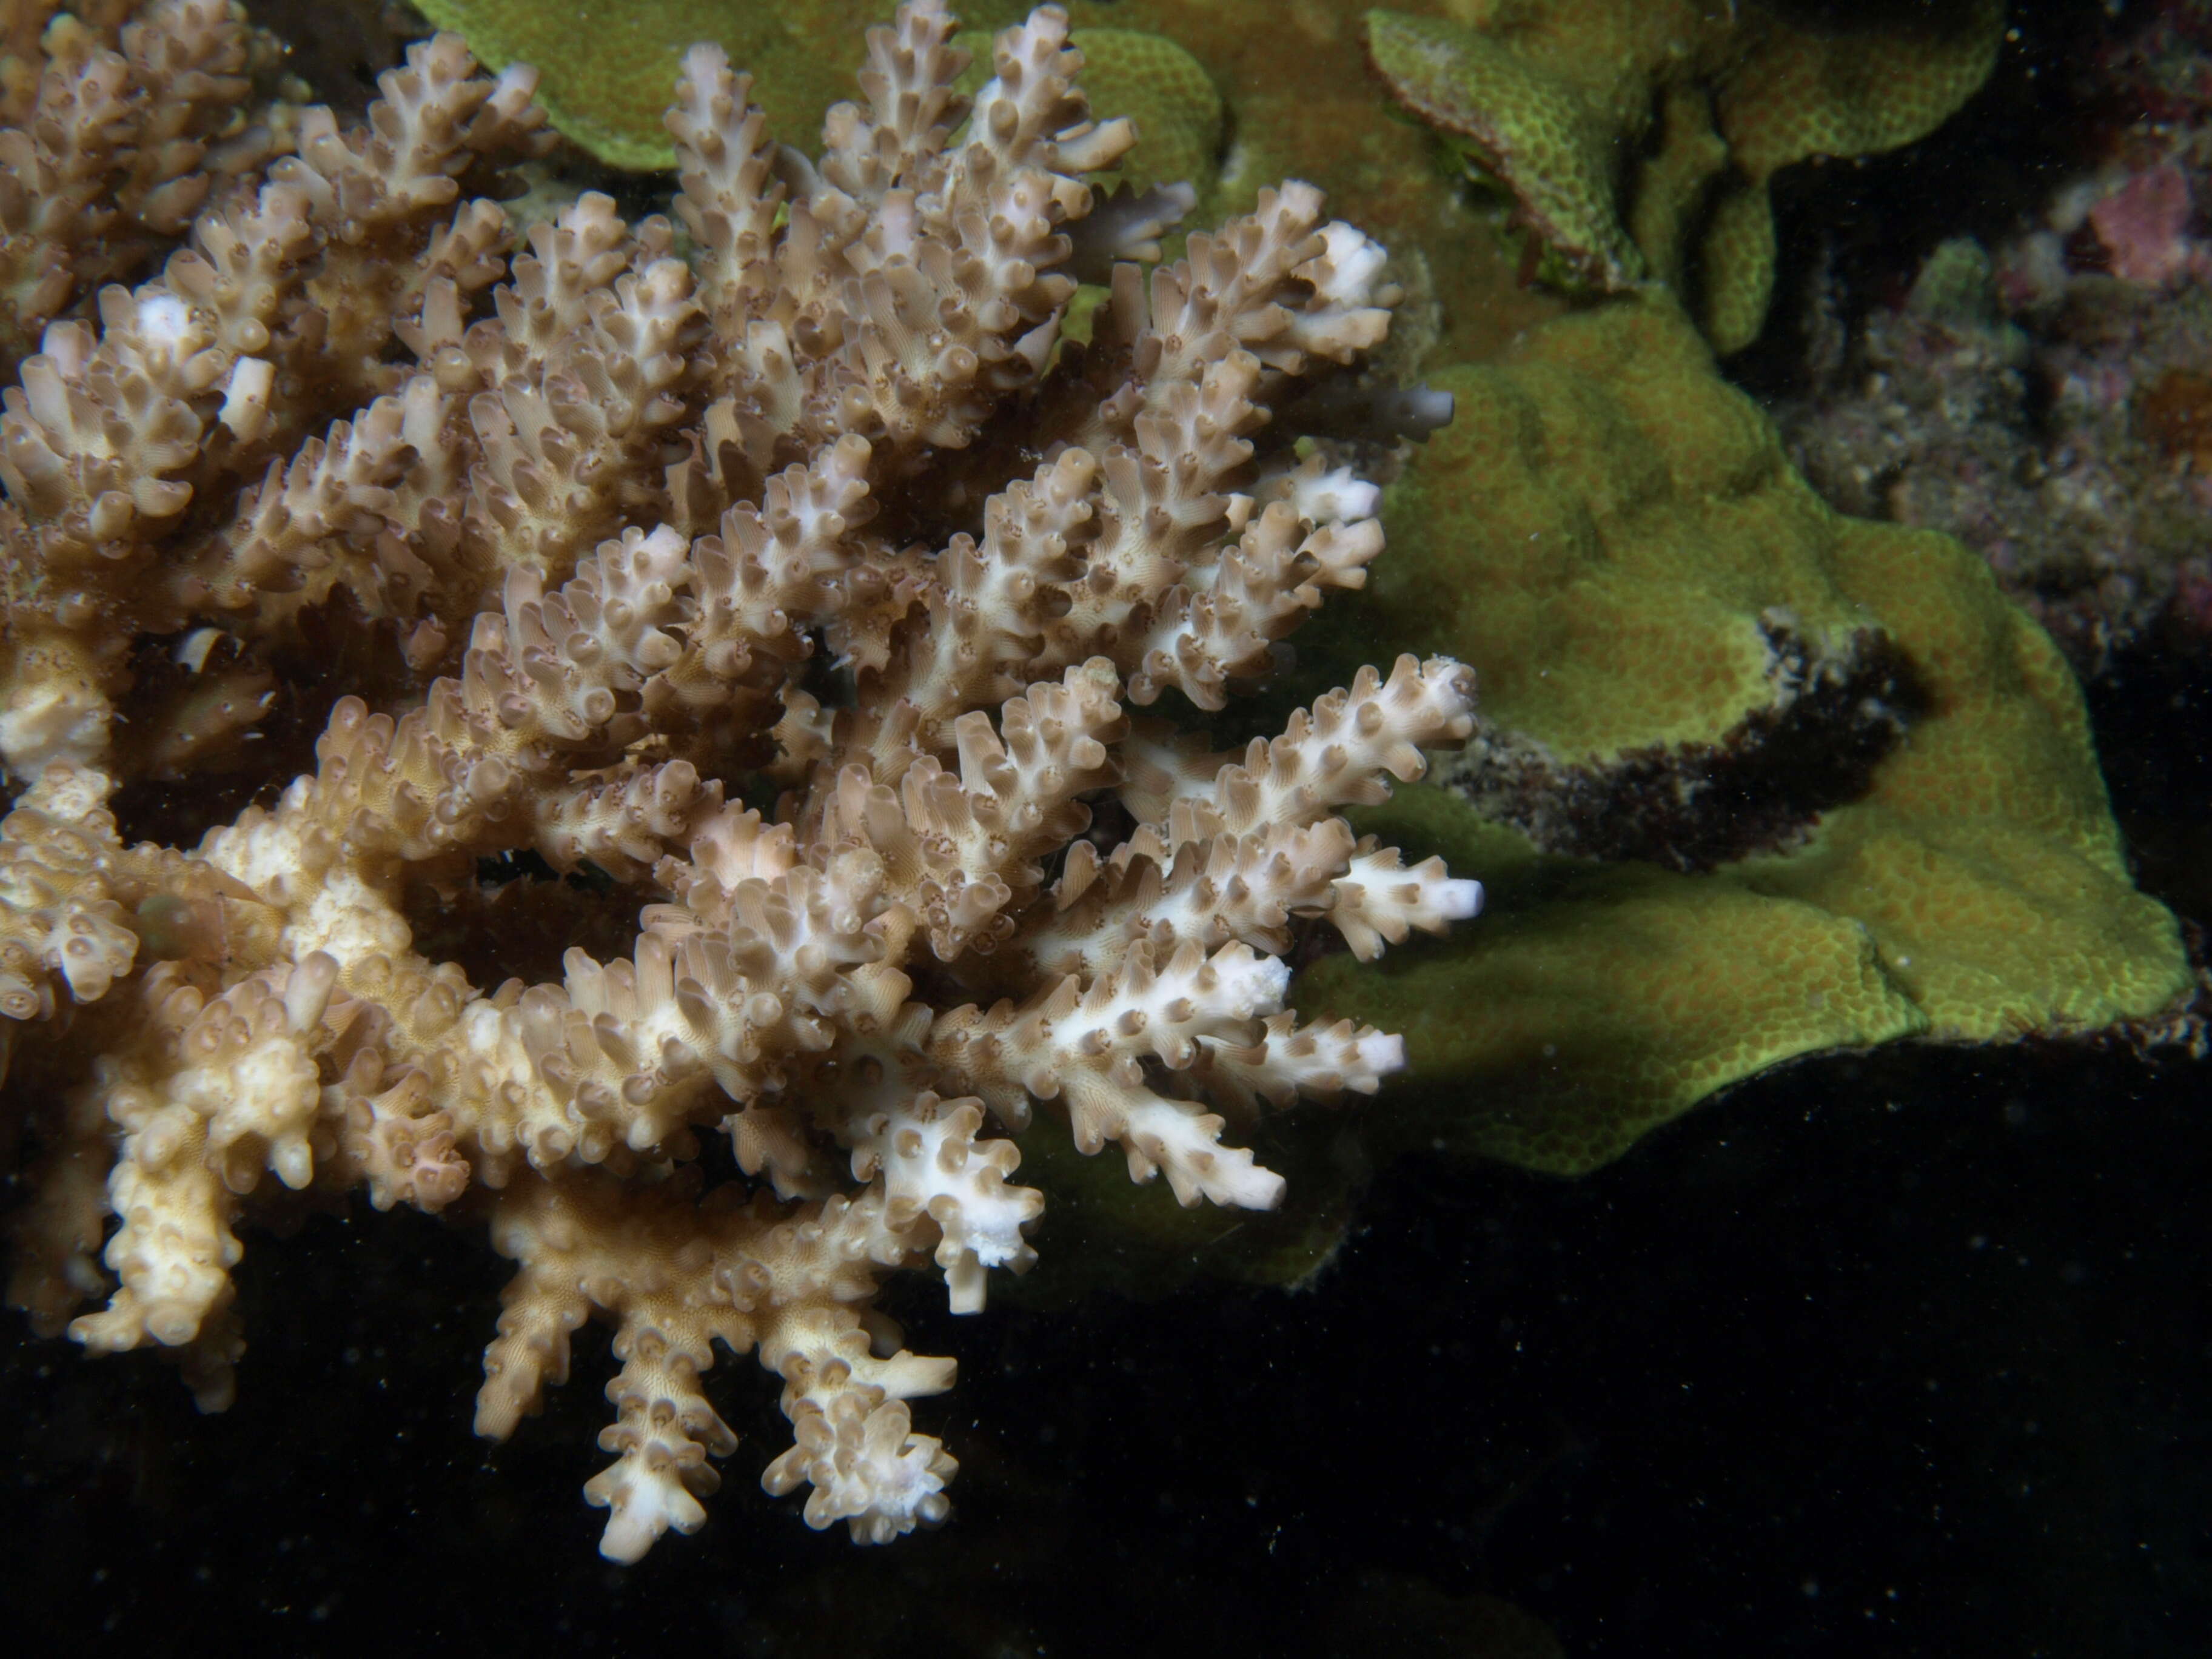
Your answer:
(0, 0), (1481, 1560)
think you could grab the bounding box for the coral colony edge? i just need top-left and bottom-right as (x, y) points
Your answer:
(0, 0), (1481, 1559)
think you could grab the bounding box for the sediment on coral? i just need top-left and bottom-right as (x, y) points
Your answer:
(1434, 622), (1926, 873)
(0, 0), (1481, 1560)
(1302, 290), (2190, 1176)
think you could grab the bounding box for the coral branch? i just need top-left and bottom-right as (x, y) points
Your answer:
(0, 0), (1479, 1558)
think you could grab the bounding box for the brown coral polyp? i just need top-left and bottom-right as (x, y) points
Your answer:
(0, 0), (1480, 1559)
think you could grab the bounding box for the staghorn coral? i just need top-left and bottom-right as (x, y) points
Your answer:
(0, 0), (1481, 1560)
(409, 0), (890, 172)
(0, 0), (292, 379)
(415, 0), (1228, 206)
(957, 24), (1222, 203)
(406, 0), (1576, 368)
(0, 14), (552, 778)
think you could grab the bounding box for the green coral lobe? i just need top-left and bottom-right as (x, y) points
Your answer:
(1304, 296), (2190, 1175)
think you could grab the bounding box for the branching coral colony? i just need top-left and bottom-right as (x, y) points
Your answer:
(0, 0), (1480, 1558)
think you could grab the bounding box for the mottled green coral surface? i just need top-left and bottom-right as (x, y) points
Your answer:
(1366, 0), (2005, 350)
(1300, 297), (2191, 1175)
(414, 0), (2002, 354)
(400, 0), (2187, 1202)
(408, 0), (886, 169)
(414, 0), (1567, 357)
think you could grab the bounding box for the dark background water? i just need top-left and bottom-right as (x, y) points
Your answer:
(5, 969), (2207, 1658)
(7, 2), (2212, 1654)
(5, 543), (2208, 1644)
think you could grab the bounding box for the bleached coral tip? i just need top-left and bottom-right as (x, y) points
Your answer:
(1359, 1032), (1407, 1079)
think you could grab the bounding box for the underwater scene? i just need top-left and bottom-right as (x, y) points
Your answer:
(1, 0), (2207, 1652)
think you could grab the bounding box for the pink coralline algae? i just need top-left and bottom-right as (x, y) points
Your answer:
(2086, 164), (2207, 286)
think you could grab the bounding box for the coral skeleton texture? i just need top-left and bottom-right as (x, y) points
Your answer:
(0, 0), (1479, 1558)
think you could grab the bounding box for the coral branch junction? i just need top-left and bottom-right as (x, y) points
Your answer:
(0, 0), (1477, 1558)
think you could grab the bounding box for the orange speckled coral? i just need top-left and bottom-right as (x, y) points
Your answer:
(1299, 295), (2191, 1174)
(1719, 2), (2005, 183)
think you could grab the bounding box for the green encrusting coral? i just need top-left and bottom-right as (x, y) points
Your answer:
(1297, 297), (2191, 1175)
(407, 0), (1569, 358)
(408, 0), (885, 170)
(411, 0), (1224, 198)
(411, 0), (2003, 357)
(395, 0), (2188, 1201)
(950, 25), (1222, 197)
(1366, 0), (2006, 352)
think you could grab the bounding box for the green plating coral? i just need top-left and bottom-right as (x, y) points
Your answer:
(1300, 294), (2191, 1174)
(1365, 1), (2005, 352)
